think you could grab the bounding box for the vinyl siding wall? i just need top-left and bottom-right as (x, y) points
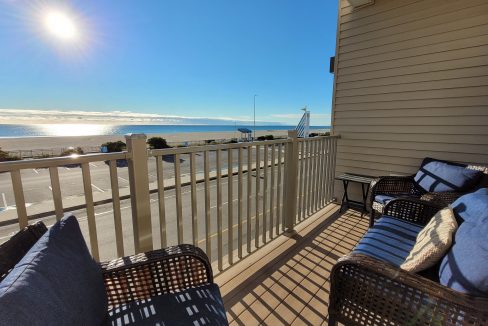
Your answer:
(332, 0), (488, 197)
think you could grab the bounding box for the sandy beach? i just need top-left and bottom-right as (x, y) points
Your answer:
(0, 129), (328, 152)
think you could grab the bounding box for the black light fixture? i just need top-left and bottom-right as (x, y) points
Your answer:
(329, 57), (335, 74)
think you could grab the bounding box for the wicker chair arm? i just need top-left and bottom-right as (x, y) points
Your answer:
(329, 254), (488, 326)
(100, 244), (213, 307)
(420, 191), (463, 206)
(370, 175), (418, 203)
(383, 197), (444, 226)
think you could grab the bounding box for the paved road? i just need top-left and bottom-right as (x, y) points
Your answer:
(0, 165), (288, 267)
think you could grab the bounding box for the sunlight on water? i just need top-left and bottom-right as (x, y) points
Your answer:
(33, 124), (115, 137)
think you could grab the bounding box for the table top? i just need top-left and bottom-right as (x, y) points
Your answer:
(335, 173), (376, 184)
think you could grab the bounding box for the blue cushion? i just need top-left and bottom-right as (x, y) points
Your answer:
(439, 190), (488, 297)
(414, 160), (482, 193)
(0, 214), (107, 325)
(353, 216), (423, 267)
(105, 283), (228, 325)
(451, 188), (488, 224)
(374, 194), (396, 205)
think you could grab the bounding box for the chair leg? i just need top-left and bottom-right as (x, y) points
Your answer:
(328, 315), (337, 326)
(369, 209), (375, 227)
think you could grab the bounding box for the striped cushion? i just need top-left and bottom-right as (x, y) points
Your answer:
(353, 216), (423, 267)
(401, 207), (458, 273)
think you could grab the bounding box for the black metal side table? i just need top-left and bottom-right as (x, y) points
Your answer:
(335, 173), (376, 216)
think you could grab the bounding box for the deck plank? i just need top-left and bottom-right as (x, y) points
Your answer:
(217, 204), (369, 325)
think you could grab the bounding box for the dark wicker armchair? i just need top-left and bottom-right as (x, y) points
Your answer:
(329, 198), (488, 326)
(370, 160), (488, 227)
(0, 222), (214, 309)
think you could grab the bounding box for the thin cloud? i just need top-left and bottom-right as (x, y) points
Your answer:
(0, 109), (282, 125)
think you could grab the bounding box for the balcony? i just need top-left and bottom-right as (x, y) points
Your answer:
(0, 132), (354, 324)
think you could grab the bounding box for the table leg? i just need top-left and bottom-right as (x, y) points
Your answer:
(340, 180), (349, 212)
(361, 183), (370, 217)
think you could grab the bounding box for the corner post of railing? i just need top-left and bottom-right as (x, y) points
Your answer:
(125, 133), (153, 253)
(283, 130), (299, 232)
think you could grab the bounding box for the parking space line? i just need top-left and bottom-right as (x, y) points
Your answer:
(65, 167), (71, 171)
(91, 184), (105, 193)
(33, 169), (39, 174)
(118, 176), (129, 183)
(89, 163), (98, 168)
(48, 186), (52, 191)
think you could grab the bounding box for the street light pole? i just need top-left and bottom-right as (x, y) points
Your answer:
(253, 94), (257, 141)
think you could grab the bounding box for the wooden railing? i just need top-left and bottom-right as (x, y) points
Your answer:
(0, 132), (338, 272)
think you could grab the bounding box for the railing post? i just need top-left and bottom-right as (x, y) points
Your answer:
(283, 130), (299, 232)
(125, 133), (153, 253)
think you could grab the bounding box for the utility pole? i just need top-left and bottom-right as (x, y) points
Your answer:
(253, 94), (258, 141)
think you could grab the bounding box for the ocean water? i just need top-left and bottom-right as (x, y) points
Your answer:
(0, 124), (329, 138)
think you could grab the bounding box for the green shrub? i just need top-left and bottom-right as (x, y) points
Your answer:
(101, 141), (126, 153)
(147, 137), (171, 149)
(257, 134), (274, 141)
(0, 148), (21, 162)
(61, 147), (84, 156)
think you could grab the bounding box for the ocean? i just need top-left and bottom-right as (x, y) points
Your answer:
(0, 124), (329, 138)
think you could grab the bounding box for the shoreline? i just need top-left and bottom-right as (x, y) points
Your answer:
(0, 129), (329, 151)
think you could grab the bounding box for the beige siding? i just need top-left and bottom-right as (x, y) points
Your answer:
(332, 0), (488, 197)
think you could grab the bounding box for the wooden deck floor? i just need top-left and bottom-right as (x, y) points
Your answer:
(215, 204), (369, 326)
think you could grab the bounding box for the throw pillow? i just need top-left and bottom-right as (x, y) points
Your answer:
(439, 191), (488, 296)
(451, 188), (488, 224)
(401, 207), (458, 273)
(0, 214), (108, 326)
(414, 159), (482, 193)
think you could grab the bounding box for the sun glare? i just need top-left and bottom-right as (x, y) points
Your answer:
(44, 10), (78, 41)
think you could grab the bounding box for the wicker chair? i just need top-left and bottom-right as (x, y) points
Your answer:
(329, 198), (488, 326)
(0, 222), (220, 314)
(369, 159), (488, 227)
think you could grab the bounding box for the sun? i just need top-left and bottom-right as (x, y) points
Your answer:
(43, 10), (79, 41)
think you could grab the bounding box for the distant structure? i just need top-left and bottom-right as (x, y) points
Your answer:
(296, 107), (310, 138)
(238, 127), (253, 142)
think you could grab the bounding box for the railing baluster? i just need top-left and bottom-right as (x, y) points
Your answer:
(269, 144), (276, 239)
(298, 141), (305, 221)
(312, 139), (319, 212)
(246, 145), (252, 253)
(318, 138), (325, 207)
(109, 160), (124, 257)
(156, 156), (167, 248)
(255, 144), (260, 248)
(262, 144), (268, 244)
(81, 163), (99, 261)
(49, 166), (63, 221)
(320, 138), (327, 207)
(190, 152), (198, 246)
(10, 170), (28, 229)
(216, 149), (223, 271)
(204, 150), (211, 260)
(303, 141), (310, 217)
(330, 137), (338, 203)
(227, 148), (233, 265)
(324, 138), (332, 204)
(174, 153), (183, 244)
(277, 143), (283, 233)
(238, 147), (243, 259)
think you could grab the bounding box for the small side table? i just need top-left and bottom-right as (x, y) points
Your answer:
(335, 173), (376, 216)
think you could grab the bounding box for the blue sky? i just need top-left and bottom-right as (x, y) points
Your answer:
(0, 0), (337, 126)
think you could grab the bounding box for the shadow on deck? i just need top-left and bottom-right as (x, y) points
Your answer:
(216, 204), (369, 325)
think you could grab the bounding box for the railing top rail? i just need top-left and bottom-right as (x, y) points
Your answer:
(296, 135), (339, 142)
(0, 152), (130, 172)
(149, 138), (292, 156)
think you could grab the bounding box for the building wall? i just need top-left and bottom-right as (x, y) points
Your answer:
(332, 0), (488, 198)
